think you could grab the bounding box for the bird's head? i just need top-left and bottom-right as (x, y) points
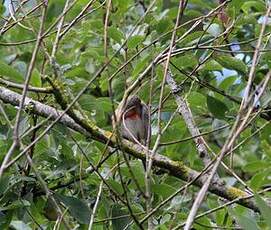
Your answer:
(123, 96), (143, 119)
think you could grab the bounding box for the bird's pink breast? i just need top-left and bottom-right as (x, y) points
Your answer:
(125, 110), (140, 120)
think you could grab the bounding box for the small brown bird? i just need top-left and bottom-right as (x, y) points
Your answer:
(116, 96), (150, 146)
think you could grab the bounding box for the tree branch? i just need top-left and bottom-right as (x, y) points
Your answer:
(0, 86), (259, 212)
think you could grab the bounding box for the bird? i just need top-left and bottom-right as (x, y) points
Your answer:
(115, 95), (150, 146)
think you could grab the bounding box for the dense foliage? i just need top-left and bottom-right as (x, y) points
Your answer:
(1, 0), (271, 229)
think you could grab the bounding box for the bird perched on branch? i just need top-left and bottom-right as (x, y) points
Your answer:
(114, 95), (150, 146)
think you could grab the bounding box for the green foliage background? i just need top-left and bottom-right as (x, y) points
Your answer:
(1, 0), (271, 229)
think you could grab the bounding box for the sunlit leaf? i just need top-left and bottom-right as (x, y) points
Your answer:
(215, 55), (247, 74)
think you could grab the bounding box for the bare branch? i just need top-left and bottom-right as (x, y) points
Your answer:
(0, 86), (259, 213)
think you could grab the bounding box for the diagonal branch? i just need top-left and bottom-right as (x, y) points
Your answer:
(165, 67), (218, 178)
(0, 86), (260, 213)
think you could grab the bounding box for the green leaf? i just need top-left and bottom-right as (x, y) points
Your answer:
(241, 1), (265, 14)
(172, 54), (198, 69)
(188, 92), (206, 108)
(207, 95), (228, 119)
(120, 160), (145, 187)
(0, 175), (35, 199)
(30, 69), (41, 87)
(127, 35), (144, 49)
(154, 18), (172, 34)
(96, 97), (112, 113)
(219, 76), (237, 91)
(215, 55), (247, 74)
(0, 210), (12, 229)
(115, 0), (132, 12)
(65, 66), (89, 79)
(262, 52), (271, 69)
(230, 0), (245, 13)
(262, 123), (271, 144)
(0, 200), (30, 211)
(111, 204), (131, 230)
(255, 194), (271, 229)
(229, 208), (259, 230)
(0, 176), (9, 196)
(108, 27), (124, 43)
(0, 61), (24, 81)
(56, 194), (90, 224)
(201, 60), (223, 72)
(249, 171), (267, 190)
(152, 183), (176, 199)
(0, 4), (5, 15)
(132, 54), (150, 79)
(107, 179), (124, 195)
(243, 161), (270, 172)
(194, 216), (213, 230)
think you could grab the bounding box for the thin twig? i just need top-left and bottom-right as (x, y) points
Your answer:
(0, 1), (48, 177)
(88, 181), (103, 230)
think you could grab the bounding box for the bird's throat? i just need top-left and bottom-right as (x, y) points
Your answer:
(125, 109), (140, 120)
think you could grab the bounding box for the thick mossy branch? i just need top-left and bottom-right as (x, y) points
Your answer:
(46, 77), (105, 140)
(0, 86), (259, 212)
